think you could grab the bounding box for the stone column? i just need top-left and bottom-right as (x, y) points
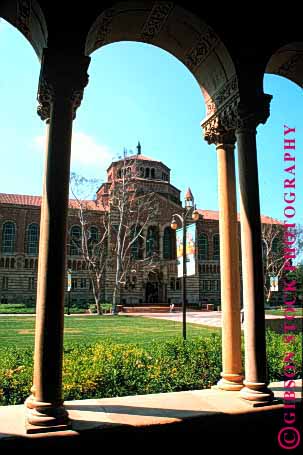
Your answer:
(216, 133), (243, 390)
(202, 124), (243, 390)
(25, 50), (90, 432)
(236, 97), (274, 403)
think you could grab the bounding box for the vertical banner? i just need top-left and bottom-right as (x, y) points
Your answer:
(270, 276), (278, 291)
(67, 270), (72, 292)
(176, 223), (196, 278)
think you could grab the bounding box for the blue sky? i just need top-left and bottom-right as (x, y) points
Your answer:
(0, 18), (302, 230)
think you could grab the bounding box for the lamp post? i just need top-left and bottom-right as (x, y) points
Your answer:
(171, 188), (199, 340)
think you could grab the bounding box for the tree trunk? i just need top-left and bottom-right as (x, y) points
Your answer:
(112, 286), (118, 314)
(95, 293), (102, 315)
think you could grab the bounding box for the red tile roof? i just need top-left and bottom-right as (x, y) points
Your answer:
(0, 193), (282, 224)
(0, 193), (42, 206)
(197, 209), (282, 225)
(0, 193), (106, 211)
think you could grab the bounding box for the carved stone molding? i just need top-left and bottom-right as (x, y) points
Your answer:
(141, 2), (174, 43)
(93, 8), (115, 49)
(202, 95), (238, 145)
(37, 50), (91, 121)
(201, 93), (272, 145)
(17, 0), (31, 40)
(202, 115), (236, 146)
(37, 76), (53, 121)
(185, 26), (219, 71)
(206, 75), (238, 117)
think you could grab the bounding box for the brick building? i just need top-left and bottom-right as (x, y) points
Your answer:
(0, 152), (280, 308)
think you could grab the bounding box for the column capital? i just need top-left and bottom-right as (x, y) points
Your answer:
(201, 115), (236, 146)
(201, 93), (273, 144)
(37, 49), (91, 121)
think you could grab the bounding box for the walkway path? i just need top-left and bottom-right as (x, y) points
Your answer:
(126, 311), (283, 328)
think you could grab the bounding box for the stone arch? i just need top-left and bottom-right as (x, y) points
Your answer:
(0, 0), (48, 59)
(265, 42), (303, 88)
(85, 2), (238, 115)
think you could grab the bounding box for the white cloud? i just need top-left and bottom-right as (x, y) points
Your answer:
(33, 131), (113, 170)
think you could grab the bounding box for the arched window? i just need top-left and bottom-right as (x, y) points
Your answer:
(198, 233), (208, 261)
(163, 227), (176, 259)
(27, 223), (39, 255)
(88, 226), (99, 255)
(151, 168), (155, 179)
(146, 226), (159, 257)
(130, 225), (143, 259)
(1, 222), (16, 254)
(145, 168), (150, 178)
(70, 226), (81, 255)
(213, 234), (220, 260)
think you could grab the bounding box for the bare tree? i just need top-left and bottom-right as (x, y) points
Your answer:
(69, 152), (160, 315)
(109, 153), (160, 314)
(262, 222), (303, 305)
(69, 173), (108, 315)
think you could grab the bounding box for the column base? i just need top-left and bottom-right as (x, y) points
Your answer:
(217, 373), (244, 391)
(25, 395), (70, 434)
(239, 381), (274, 405)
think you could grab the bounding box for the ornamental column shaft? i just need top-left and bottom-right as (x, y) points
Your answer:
(236, 97), (274, 402)
(216, 137), (243, 390)
(201, 121), (243, 391)
(25, 49), (90, 432)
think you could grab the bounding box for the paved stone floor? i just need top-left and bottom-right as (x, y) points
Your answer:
(0, 380), (301, 451)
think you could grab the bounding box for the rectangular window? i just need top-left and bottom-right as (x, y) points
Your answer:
(28, 277), (35, 290)
(80, 278), (87, 288)
(1, 276), (8, 290)
(72, 278), (78, 289)
(203, 280), (211, 291)
(207, 280), (211, 291)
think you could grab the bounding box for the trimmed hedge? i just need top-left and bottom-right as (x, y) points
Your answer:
(0, 330), (301, 406)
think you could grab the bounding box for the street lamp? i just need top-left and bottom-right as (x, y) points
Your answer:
(171, 188), (199, 340)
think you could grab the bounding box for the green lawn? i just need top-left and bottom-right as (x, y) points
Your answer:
(265, 308), (303, 316)
(0, 315), (218, 348)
